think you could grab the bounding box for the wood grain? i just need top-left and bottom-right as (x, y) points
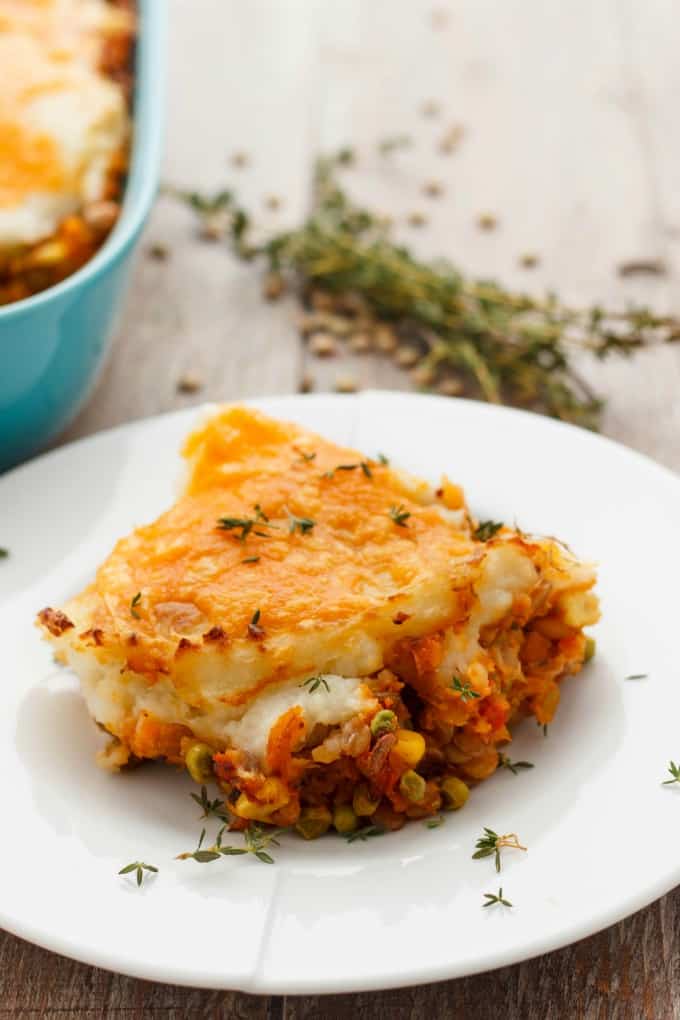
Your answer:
(5, 0), (680, 1015)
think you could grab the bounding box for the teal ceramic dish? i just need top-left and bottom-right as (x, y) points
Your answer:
(0, 0), (165, 472)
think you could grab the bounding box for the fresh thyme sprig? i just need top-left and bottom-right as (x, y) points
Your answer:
(662, 761), (680, 785)
(177, 824), (284, 864)
(474, 520), (503, 542)
(130, 591), (142, 619)
(389, 504), (411, 527)
(483, 887), (513, 908)
(344, 825), (385, 843)
(299, 675), (330, 693)
(451, 676), (481, 702)
(0, 547), (8, 559)
(217, 510), (276, 541)
(175, 148), (680, 428)
(190, 785), (231, 822)
(498, 755), (534, 775)
(472, 827), (527, 872)
(118, 861), (158, 887)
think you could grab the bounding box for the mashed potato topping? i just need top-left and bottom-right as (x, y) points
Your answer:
(37, 406), (600, 836)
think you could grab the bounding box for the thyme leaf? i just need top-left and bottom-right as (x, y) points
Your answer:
(299, 675), (330, 694)
(118, 861), (158, 887)
(388, 504), (411, 527)
(344, 825), (385, 843)
(498, 755), (534, 775)
(483, 887), (513, 908)
(662, 761), (680, 785)
(474, 520), (503, 542)
(248, 609), (264, 638)
(288, 513), (316, 535)
(130, 592), (142, 619)
(451, 676), (481, 702)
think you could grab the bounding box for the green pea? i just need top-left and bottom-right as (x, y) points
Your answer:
(399, 769), (426, 803)
(440, 775), (470, 811)
(370, 709), (398, 739)
(185, 743), (214, 784)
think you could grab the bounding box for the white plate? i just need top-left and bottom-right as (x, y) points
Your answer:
(2, 391), (679, 994)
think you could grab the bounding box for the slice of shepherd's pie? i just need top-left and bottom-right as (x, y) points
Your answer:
(37, 406), (599, 837)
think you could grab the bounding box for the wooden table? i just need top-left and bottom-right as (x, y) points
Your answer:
(3, 2), (680, 1016)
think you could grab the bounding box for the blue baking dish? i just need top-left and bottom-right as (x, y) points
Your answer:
(0, 0), (165, 472)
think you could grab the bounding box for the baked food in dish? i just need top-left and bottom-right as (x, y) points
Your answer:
(37, 405), (600, 836)
(0, 0), (134, 305)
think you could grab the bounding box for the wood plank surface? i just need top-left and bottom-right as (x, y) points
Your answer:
(4, 1), (680, 1016)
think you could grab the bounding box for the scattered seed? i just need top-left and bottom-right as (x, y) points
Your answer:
(421, 99), (441, 118)
(348, 332), (372, 353)
(407, 211), (428, 228)
(264, 195), (282, 211)
(298, 312), (352, 337)
(411, 364), (435, 386)
(310, 289), (337, 312)
(263, 272), (286, 301)
(423, 180), (444, 199)
(308, 332), (338, 357)
(395, 346), (420, 368)
(334, 373), (359, 393)
(617, 258), (666, 277)
(437, 377), (464, 396)
(519, 253), (540, 269)
(299, 372), (315, 394)
(438, 124), (465, 155)
(373, 324), (398, 352)
(477, 212), (498, 231)
(177, 372), (204, 395)
(147, 243), (169, 261)
(199, 213), (230, 241)
(231, 151), (250, 168)
(431, 8), (449, 29)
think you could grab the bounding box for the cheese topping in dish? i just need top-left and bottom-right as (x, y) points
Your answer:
(0, 0), (133, 302)
(37, 406), (600, 837)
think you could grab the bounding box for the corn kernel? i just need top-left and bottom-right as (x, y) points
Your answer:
(233, 778), (290, 820)
(353, 783), (380, 817)
(392, 729), (426, 768)
(333, 804), (358, 834)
